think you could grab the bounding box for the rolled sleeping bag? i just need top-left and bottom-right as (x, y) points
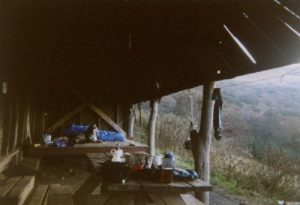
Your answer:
(97, 130), (126, 142)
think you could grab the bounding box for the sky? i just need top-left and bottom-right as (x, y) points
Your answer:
(217, 63), (300, 87)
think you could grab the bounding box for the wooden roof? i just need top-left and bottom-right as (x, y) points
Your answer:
(1, 0), (299, 103)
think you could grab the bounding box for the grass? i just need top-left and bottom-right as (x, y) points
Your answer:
(211, 171), (277, 205)
(175, 156), (193, 170)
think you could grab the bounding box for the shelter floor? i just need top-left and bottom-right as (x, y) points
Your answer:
(3, 156), (245, 205)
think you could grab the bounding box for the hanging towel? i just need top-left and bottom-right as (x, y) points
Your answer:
(212, 88), (223, 140)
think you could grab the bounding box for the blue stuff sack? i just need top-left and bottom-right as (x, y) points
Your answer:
(97, 130), (125, 142)
(173, 168), (199, 180)
(61, 124), (90, 136)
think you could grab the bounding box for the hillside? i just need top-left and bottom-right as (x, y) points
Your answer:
(155, 64), (300, 162)
(134, 64), (300, 203)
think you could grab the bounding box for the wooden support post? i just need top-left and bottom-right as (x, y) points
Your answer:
(116, 105), (120, 125)
(195, 81), (215, 205)
(97, 117), (101, 130)
(190, 94), (194, 124)
(137, 103), (142, 126)
(25, 96), (32, 145)
(41, 109), (46, 135)
(12, 97), (20, 150)
(148, 99), (159, 156)
(127, 104), (136, 138)
(5, 94), (14, 154)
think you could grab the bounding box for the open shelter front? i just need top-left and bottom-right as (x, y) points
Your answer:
(0, 0), (299, 204)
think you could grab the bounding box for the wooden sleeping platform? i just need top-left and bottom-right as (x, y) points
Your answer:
(26, 140), (148, 156)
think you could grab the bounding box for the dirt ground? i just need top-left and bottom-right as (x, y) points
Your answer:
(210, 189), (246, 205)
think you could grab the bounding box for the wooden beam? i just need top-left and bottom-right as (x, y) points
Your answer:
(25, 96), (32, 144)
(45, 104), (86, 134)
(0, 92), (5, 155)
(0, 148), (20, 173)
(27, 141), (148, 156)
(12, 97), (20, 150)
(4, 176), (35, 205)
(195, 81), (215, 205)
(88, 104), (126, 135)
(47, 184), (74, 205)
(73, 174), (101, 205)
(148, 99), (159, 155)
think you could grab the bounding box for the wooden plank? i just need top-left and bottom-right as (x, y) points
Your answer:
(0, 88), (5, 156)
(0, 174), (5, 182)
(261, 0), (300, 31)
(47, 184), (74, 205)
(148, 194), (166, 205)
(28, 185), (49, 205)
(73, 174), (101, 205)
(160, 194), (186, 205)
(103, 180), (141, 192)
(21, 157), (41, 171)
(88, 104), (126, 135)
(0, 148), (20, 173)
(223, 13), (287, 69)
(45, 104), (86, 133)
(133, 192), (148, 205)
(185, 179), (212, 192)
(87, 193), (110, 205)
(12, 97), (20, 150)
(139, 181), (169, 193)
(105, 193), (136, 205)
(243, 1), (300, 63)
(86, 153), (108, 172)
(180, 194), (204, 205)
(26, 141), (148, 156)
(0, 176), (22, 197)
(3, 93), (14, 155)
(168, 182), (193, 193)
(4, 176), (35, 205)
(25, 96), (32, 145)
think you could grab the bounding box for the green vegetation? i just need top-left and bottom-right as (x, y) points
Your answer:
(134, 73), (300, 203)
(211, 171), (276, 205)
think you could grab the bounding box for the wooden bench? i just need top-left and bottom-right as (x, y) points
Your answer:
(27, 184), (74, 205)
(181, 194), (204, 205)
(148, 193), (204, 205)
(0, 149), (21, 173)
(27, 185), (49, 205)
(47, 184), (74, 205)
(20, 157), (41, 173)
(0, 176), (35, 205)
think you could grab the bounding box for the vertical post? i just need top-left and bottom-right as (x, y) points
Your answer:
(195, 81), (215, 205)
(25, 96), (32, 145)
(41, 108), (46, 135)
(127, 104), (136, 138)
(137, 103), (142, 126)
(116, 105), (120, 125)
(97, 117), (101, 130)
(12, 96), (20, 150)
(190, 95), (194, 123)
(148, 99), (159, 155)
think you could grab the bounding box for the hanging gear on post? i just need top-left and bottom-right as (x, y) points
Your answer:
(212, 88), (223, 140)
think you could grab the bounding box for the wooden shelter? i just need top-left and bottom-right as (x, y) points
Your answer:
(0, 0), (299, 204)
